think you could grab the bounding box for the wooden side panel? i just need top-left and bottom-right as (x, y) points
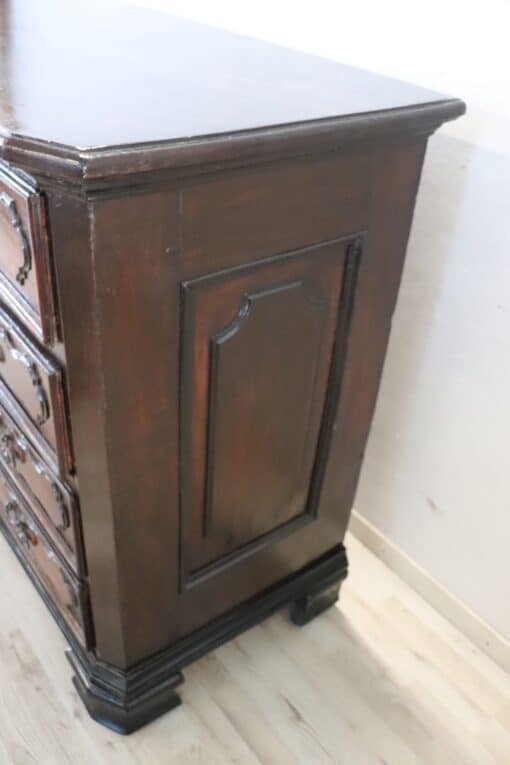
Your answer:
(46, 192), (128, 666)
(63, 151), (373, 667)
(181, 151), (369, 274)
(180, 240), (347, 584)
(169, 141), (428, 642)
(84, 190), (182, 667)
(318, 139), (428, 540)
(48, 141), (427, 669)
(207, 281), (320, 538)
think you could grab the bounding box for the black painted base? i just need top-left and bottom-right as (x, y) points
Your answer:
(291, 581), (341, 625)
(68, 544), (347, 734)
(68, 654), (183, 735)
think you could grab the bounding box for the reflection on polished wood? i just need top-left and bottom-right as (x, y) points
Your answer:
(0, 0), (459, 149)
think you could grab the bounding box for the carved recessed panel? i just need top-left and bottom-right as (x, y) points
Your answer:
(179, 237), (359, 588)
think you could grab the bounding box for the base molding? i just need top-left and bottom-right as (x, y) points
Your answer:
(67, 543), (348, 734)
(349, 511), (510, 675)
(69, 656), (183, 735)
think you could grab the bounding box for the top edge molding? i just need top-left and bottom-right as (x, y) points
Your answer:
(0, 100), (466, 192)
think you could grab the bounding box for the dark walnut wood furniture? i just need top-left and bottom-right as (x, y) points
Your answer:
(0, 0), (465, 734)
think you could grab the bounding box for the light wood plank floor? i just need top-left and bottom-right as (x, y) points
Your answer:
(0, 531), (508, 765)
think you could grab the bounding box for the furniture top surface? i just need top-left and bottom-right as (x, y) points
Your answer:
(0, 0), (459, 152)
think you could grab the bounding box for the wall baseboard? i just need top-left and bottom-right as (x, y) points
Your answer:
(348, 510), (510, 676)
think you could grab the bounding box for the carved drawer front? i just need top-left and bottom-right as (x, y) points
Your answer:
(180, 237), (355, 586)
(0, 305), (72, 476)
(0, 403), (84, 575)
(0, 162), (57, 345)
(0, 467), (91, 648)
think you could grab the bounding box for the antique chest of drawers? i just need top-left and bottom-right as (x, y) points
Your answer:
(0, 0), (464, 734)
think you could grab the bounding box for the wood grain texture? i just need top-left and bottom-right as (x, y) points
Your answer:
(180, 239), (348, 584)
(42, 139), (430, 674)
(45, 191), (128, 666)
(80, 189), (183, 666)
(180, 152), (369, 270)
(0, 529), (508, 764)
(317, 139), (428, 544)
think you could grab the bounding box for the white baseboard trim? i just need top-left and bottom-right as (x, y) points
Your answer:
(349, 510), (510, 676)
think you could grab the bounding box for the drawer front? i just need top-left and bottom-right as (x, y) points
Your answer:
(0, 467), (91, 647)
(0, 163), (58, 345)
(0, 403), (84, 575)
(0, 305), (72, 475)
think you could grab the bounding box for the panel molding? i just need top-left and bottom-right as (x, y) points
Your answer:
(306, 236), (363, 519)
(204, 280), (303, 537)
(179, 235), (363, 591)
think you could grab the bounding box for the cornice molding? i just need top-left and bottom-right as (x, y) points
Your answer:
(0, 99), (465, 193)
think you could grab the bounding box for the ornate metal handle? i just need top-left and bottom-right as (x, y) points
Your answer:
(0, 418), (69, 532)
(5, 498), (19, 524)
(15, 519), (38, 548)
(31, 452), (70, 531)
(0, 414), (27, 470)
(52, 483), (70, 531)
(0, 191), (32, 285)
(5, 496), (74, 616)
(59, 566), (79, 614)
(0, 429), (18, 469)
(4, 498), (38, 548)
(0, 327), (49, 425)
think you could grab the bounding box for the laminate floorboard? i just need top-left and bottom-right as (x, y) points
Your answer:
(0, 531), (507, 764)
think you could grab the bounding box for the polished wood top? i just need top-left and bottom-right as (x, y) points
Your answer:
(0, 0), (463, 153)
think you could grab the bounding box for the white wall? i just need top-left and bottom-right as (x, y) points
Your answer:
(130, 0), (510, 640)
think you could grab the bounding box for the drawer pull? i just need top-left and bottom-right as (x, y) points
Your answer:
(52, 483), (70, 531)
(0, 430), (18, 469)
(0, 463), (87, 644)
(32, 452), (70, 531)
(0, 327), (50, 425)
(59, 566), (79, 614)
(5, 497), (19, 524)
(15, 519), (38, 548)
(0, 191), (32, 286)
(4, 498), (38, 548)
(0, 417), (71, 532)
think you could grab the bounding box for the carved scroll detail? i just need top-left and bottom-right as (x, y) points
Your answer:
(0, 327), (49, 425)
(0, 414), (70, 531)
(0, 191), (32, 285)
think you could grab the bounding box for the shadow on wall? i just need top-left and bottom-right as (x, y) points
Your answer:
(354, 130), (510, 639)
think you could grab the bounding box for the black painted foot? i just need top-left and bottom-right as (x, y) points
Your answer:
(66, 647), (183, 735)
(63, 545), (348, 733)
(290, 581), (341, 626)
